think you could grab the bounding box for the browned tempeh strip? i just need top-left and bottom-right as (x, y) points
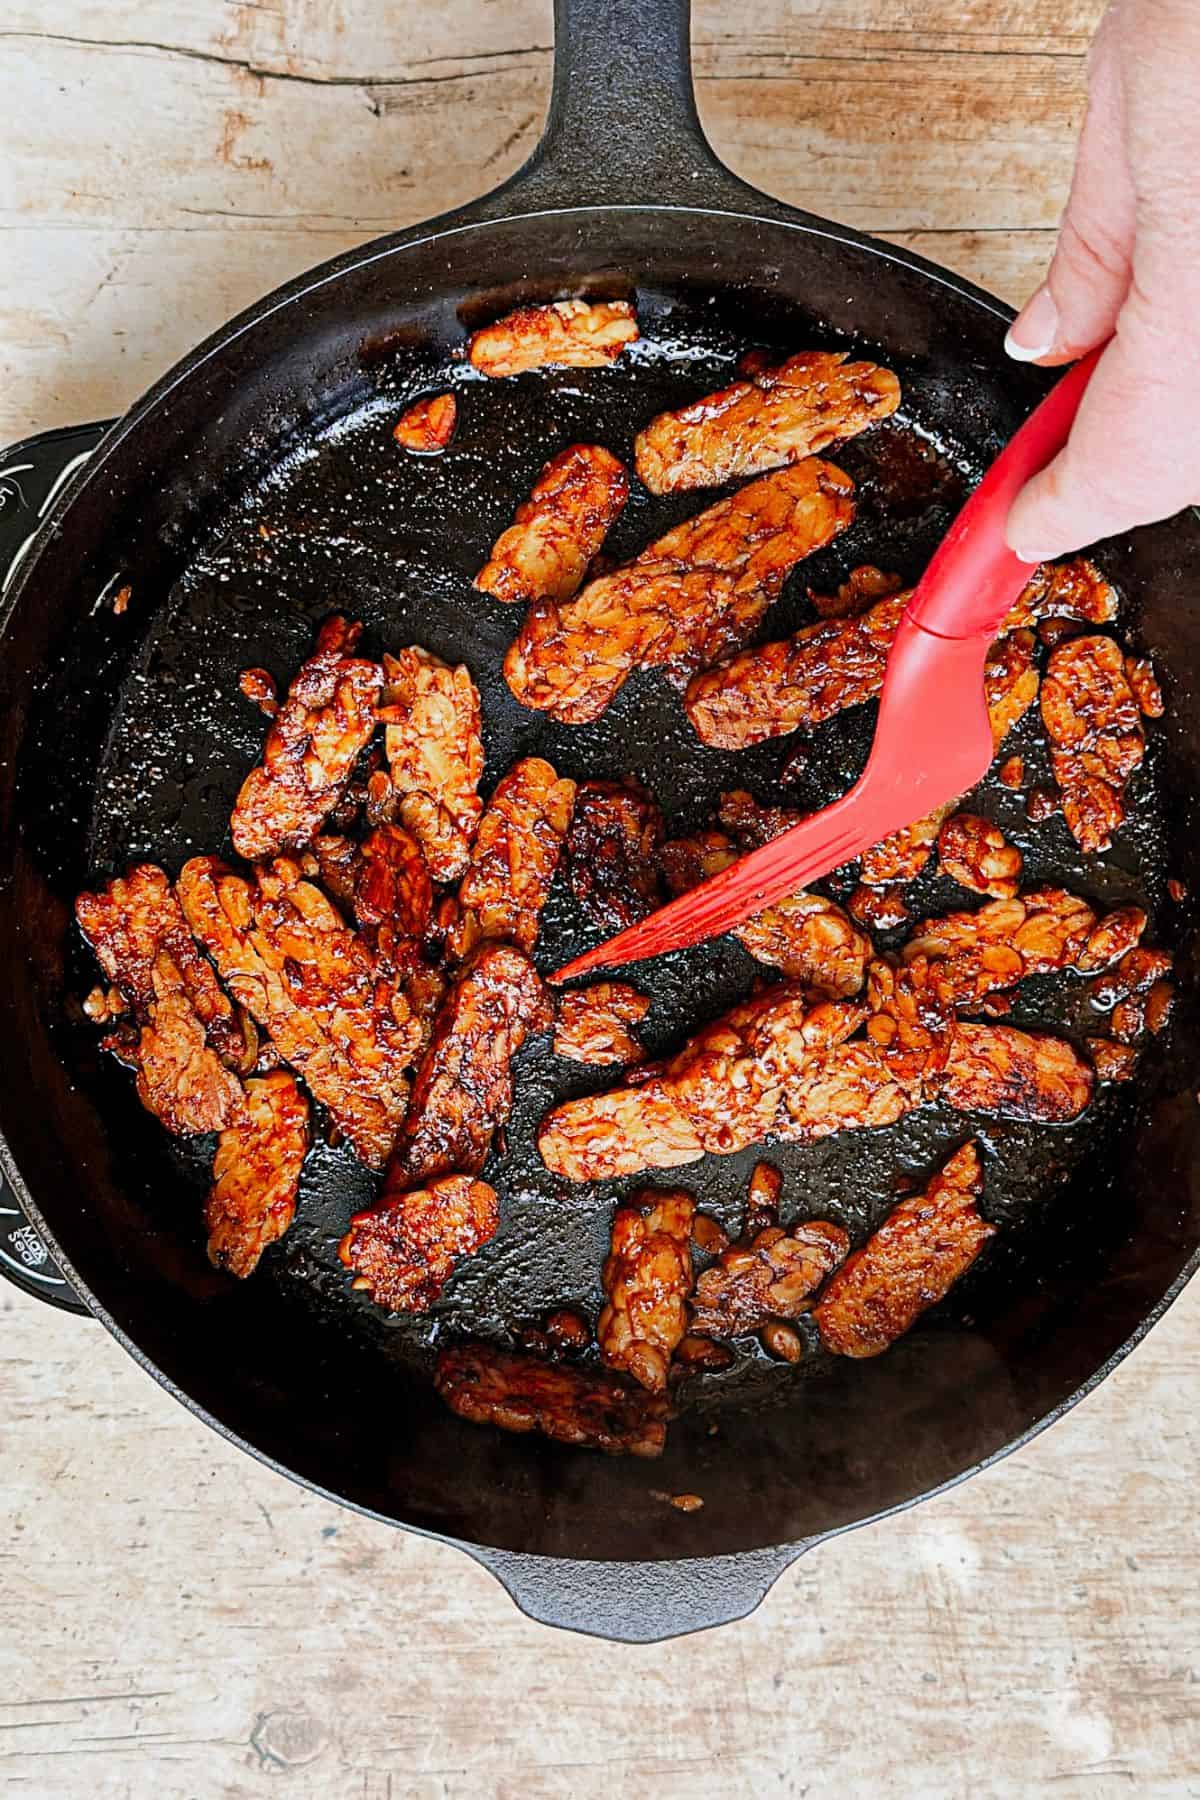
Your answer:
(206, 1072), (309, 1278)
(599, 1190), (695, 1392)
(446, 758), (576, 961)
(379, 646), (484, 884)
(814, 1142), (994, 1357)
(539, 970), (1093, 1181)
(1041, 634), (1146, 853)
(553, 983), (650, 1066)
(339, 1174), (499, 1313)
(178, 856), (416, 1169)
(435, 1342), (669, 1458)
(538, 985), (866, 1181)
(690, 1219), (849, 1338)
(468, 300), (638, 378)
(387, 941), (551, 1189)
(635, 350), (901, 493)
(504, 462), (855, 725)
(76, 864), (248, 1135)
(231, 617), (381, 861)
(902, 887), (1146, 1006)
(474, 445), (629, 604)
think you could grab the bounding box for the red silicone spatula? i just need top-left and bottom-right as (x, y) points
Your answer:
(553, 347), (1102, 984)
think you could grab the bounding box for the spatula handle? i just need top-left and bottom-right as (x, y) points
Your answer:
(904, 346), (1103, 642)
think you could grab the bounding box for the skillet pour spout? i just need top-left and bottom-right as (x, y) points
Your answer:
(2, 0), (1199, 1644)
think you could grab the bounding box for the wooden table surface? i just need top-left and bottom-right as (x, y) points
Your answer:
(4, 3), (1199, 1795)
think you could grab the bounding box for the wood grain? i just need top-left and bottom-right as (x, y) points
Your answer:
(8, 3), (1200, 1797)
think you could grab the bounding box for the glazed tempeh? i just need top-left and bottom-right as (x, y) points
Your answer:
(387, 941), (551, 1188)
(538, 985), (865, 1181)
(660, 829), (871, 995)
(178, 856), (417, 1168)
(634, 350), (901, 494)
(901, 887), (1128, 1005)
(504, 462), (855, 725)
(1006, 556), (1118, 630)
(599, 1189), (696, 1391)
(446, 758), (576, 961)
(685, 588), (908, 749)
(939, 1022), (1094, 1122)
(936, 813), (1023, 898)
(76, 864), (247, 1134)
(540, 962), (1094, 1180)
(206, 1072), (309, 1278)
(565, 779), (665, 933)
(474, 445), (629, 604)
(690, 1219), (849, 1338)
(468, 300), (639, 378)
(1041, 635), (1146, 852)
(339, 1174), (499, 1313)
(393, 393), (456, 453)
(435, 1342), (669, 1458)
(76, 863), (246, 1068)
(231, 617), (382, 861)
(814, 1143), (994, 1357)
(554, 983), (650, 1066)
(379, 646), (484, 884)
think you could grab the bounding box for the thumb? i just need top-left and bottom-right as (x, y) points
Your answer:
(1006, 28), (1135, 365)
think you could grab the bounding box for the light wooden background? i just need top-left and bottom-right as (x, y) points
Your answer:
(5, 3), (1200, 1796)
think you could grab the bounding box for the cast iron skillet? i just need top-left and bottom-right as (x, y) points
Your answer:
(2, 0), (1199, 1643)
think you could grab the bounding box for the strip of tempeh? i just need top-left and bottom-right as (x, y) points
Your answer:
(393, 393), (456, 453)
(76, 864), (247, 1134)
(939, 1022), (1094, 1122)
(937, 813), (1023, 897)
(635, 350), (900, 494)
(902, 887), (1145, 1006)
(538, 985), (866, 1181)
(540, 966), (1092, 1180)
(468, 300), (639, 378)
(379, 646), (484, 883)
(690, 1219), (849, 1338)
(231, 617), (381, 861)
(339, 1175), (499, 1313)
(686, 588), (907, 748)
(565, 779), (665, 932)
(387, 941), (551, 1188)
(814, 1142), (994, 1357)
(554, 983), (650, 1066)
(599, 1190), (695, 1392)
(446, 758), (576, 961)
(206, 1072), (309, 1277)
(504, 462), (855, 725)
(474, 445), (629, 604)
(1041, 635), (1145, 853)
(660, 829), (871, 995)
(178, 856), (416, 1168)
(435, 1342), (669, 1458)
(76, 864), (246, 1067)
(1006, 556), (1118, 629)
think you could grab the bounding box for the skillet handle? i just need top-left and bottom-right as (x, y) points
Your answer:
(466, 1542), (805, 1642)
(507, 0), (749, 212)
(0, 1167), (89, 1315)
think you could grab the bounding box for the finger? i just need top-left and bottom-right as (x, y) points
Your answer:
(1006, 28), (1136, 365)
(1006, 324), (1200, 558)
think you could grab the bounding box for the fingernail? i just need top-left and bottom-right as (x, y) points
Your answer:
(1005, 286), (1059, 362)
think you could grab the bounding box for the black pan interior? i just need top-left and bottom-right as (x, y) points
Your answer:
(3, 207), (1199, 1560)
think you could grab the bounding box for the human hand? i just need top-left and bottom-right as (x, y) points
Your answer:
(1005, 0), (1200, 561)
